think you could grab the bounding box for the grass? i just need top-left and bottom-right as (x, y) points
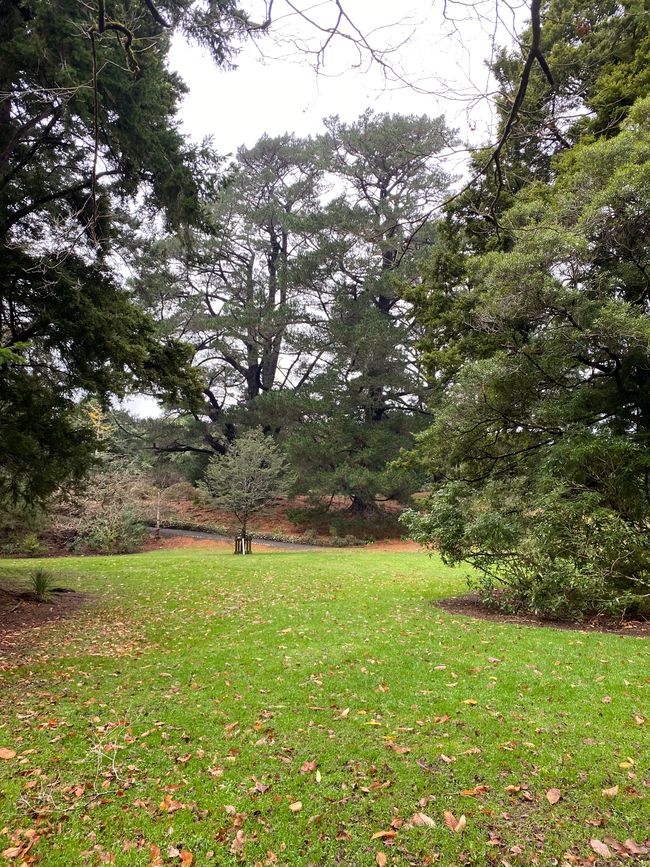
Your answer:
(28, 567), (55, 602)
(0, 548), (647, 866)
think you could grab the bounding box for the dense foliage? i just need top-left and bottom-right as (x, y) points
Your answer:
(135, 111), (452, 511)
(0, 0), (258, 504)
(403, 0), (650, 619)
(199, 428), (291, 536)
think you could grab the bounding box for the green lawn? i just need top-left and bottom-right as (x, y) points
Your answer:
(0, 548), (647, 865)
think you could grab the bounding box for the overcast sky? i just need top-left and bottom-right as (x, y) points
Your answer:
(122, 0), (525, 417)
(168, 0), (525, 156)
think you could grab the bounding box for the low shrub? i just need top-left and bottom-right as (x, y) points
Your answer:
(73, 506), (146, 554)
(402, 471), (650, 621)
(287, 505), (402, 540)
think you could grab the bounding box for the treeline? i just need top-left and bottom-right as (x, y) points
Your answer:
(127, 111), (453, 513)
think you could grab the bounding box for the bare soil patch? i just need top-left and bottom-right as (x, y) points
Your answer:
(0, 584), (89, 656)
(438, 593), (650, 637)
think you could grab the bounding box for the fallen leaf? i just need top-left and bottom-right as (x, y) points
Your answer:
(545, 788), (561, 805)
(601, 785), (618, 798)
(230, 830), (244, 856)
(411, 812), (435, 827)
(443, 811), (466, 833)
(601, 696), (612, 704)
(590, 838), (611, 859)
(300, 760), (317, 774)
(376, 854), (388, 867)
(289, 801), (302, 813)
(461, 785), (490, 796)
(0, 748), (16, 760)
(624, 839), (649, 856)
(371, 830), (397, 841)
(463, 699), (478, 705)
(386, 743), (410, 755)
(180, 852), (193, 866)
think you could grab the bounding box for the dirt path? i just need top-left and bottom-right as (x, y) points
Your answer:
(152, 528), (419, 553)
(152, 527), (325, 551)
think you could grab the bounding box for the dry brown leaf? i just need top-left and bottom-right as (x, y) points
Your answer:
(376, 853), (388, 867)
(411, 812), (435, 828)
(300, 760), (317, 774)
(545, 788), (561, 805)
(386, 742), (410, 755)
(371, 830), (397, 841)
(180, 852), (193, 866)
(601, 785), (618, 798)
(443, 811), (466, 833)
(461, 785), (490, 796)
(230, 830), (245, 856)
(624, 839), (649, 856)
(0, 748), (16, 760)
(589, 838), (611, 859)
(289, 801), (302, 813)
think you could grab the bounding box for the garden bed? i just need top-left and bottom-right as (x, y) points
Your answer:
(437, 593), (650, 637)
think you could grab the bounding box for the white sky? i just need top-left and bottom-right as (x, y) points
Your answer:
(168, 0), (526, 157)
(122, 0), (526, 418)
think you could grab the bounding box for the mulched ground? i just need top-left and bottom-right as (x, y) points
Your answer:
(0, 584), (89, 657)
(438, 593), (650, 638)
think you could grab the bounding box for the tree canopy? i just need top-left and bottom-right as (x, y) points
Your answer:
(0, 0), (258, 502)
(402, 0), (650, 618)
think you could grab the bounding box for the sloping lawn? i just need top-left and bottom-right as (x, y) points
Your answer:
(0, 549), (647, 865)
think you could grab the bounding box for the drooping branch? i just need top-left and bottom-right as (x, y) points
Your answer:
(482, 0), (554, 212)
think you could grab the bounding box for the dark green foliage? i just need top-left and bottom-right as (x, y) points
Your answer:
(0, 0), (245, 504)
(199, 429), (291, 536)
(287, 504), (401, 541)
(403, 95), (650, 619)
(136, 112), (452, 510)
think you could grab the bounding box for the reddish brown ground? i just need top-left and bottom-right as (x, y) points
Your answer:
(160, 495), (403, 540)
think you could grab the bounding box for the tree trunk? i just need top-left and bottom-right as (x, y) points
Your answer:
(155, 490), (161, 540)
